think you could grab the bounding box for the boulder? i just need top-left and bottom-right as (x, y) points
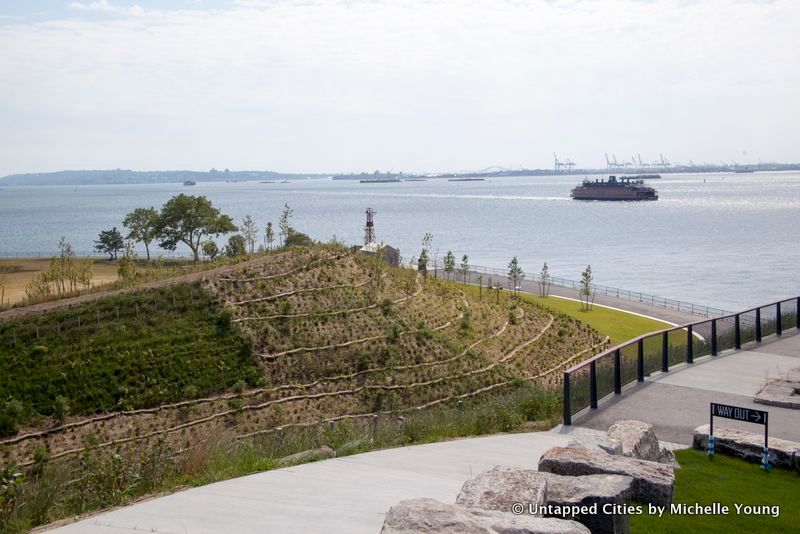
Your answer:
(380, 498), (589, 534)
(658, 447), (680, 469)
(692, 424), (800, 469)
(754, 368), (800, 409)
(541, 472), (634, 534)
(538, 447), (674, 506)
(456, 465), (547, 515)
(567, 434), (623, 455)
(607, 420), (660, 461)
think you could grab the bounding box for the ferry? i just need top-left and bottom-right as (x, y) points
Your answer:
(570, 175), (658, 201)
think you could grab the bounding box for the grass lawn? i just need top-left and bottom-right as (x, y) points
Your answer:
(522, 294), (671, 345)
(631, 448), (800, 533)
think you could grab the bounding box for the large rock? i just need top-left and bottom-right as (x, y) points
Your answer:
(380, 498), (589, 534)
(658, 447), (681, 470)
(754, 368), (800, 409)
(542, 472), (634, 534)
(607, 420), (660, 461)
(538, 447), (674, 506)
(692, 424), (800, 469)
(456, 465), (547, 515)
(567, 434), (623, 456)
(456, 466), (633, 534)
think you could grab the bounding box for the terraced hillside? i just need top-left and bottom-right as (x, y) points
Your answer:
(0, 245), (607, 467)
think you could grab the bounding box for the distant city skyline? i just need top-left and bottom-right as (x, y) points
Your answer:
(0, 0), (798, 176)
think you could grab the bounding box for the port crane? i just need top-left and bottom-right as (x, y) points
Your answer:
(554, 153), (576, 173)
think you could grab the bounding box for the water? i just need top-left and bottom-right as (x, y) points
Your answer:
(2, 172), (799, 311)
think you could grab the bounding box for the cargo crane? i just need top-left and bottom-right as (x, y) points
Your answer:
(554, 153), (576, 173)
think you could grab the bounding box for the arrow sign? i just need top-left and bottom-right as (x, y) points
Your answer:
(711, 402), (767, 426)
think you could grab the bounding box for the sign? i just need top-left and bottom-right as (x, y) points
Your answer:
(709, 402), (770, 470)
(711, 403), (767, 425)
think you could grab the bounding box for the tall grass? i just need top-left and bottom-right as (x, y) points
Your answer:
(0, 382), (560, 533)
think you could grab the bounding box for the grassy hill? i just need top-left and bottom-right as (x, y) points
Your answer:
(0, 244), (609, 531)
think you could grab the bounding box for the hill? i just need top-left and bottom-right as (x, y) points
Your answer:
(0, 244), (607, 472)
(0, 169), (329, 186)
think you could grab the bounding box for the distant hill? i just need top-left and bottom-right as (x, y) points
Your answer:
(0, 168), (331, 186)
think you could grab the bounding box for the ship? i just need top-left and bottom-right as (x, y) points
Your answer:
(570, 175), (658, 201)
(359, 178), (401, 183)
(183, 180), (196, 186)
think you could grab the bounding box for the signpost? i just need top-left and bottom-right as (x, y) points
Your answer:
(709, 402), (770, 469)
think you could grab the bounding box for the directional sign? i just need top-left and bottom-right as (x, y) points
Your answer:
(709, 402), (770, 470)
(711, 403), (768, 425)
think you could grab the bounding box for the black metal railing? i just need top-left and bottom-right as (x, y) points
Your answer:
(562, 296), (800, 425)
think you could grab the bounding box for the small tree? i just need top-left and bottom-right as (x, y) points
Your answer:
(202, 240), (219, 261)
(444, 251), (456, 280)
(539, 262), (551, 298)
(476, 274), (483, 299)
(94, 227), (124, 260)
(460, 254), (470, 284)
(285, 229), (313, 247)
(225, 235), (247, 258)
(156, 194), (237, 261)
(123, 207), (159, 261)
(417, 248), (429, 277)
(278, 203), (294, 247)
(117, 243), (138, 286)
(265, 221), (275, 250)
(579, 264), (595, 311)
(241, 215), (259, 254)
(507, 256), (524, 298)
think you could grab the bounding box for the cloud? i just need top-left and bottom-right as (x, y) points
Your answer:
(0, 0), (798, 175)
(68, 0), (144, 15)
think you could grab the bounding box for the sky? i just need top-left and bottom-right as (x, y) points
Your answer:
(0, 0), (798, 176)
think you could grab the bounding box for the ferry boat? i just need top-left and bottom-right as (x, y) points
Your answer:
(570, 175), (658, 201)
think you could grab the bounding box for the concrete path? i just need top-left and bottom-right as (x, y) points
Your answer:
(47, 431), (577, 534)
(575, 331), (800, 445)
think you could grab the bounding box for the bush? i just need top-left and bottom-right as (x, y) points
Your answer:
(285, 230), (312, 247)
(0, 399), (25, 438)
(225, 235), (247, 258)
(53, 395), (70, 423)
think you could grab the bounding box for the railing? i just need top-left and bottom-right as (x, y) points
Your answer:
(562, 296), (800, 425)
(421, 260), (734, 319)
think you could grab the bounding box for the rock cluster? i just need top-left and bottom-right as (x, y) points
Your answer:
(693, 424), (800, 469)
(754, 367), (800, 409)
(380, 420), (681, 534)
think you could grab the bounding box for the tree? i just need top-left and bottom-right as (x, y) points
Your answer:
(225, 234), (247, 258)
(417, 248), (429, 277)
(202, 240), (219, 261)
(579, 264), (594, 311)
(539, 262), (551, 298)
(285, 229), (313, 247)
(156, 195), (237, 261)
(122, 207), (159, 261)
(117, 243), (138, 286)
(507, 256), (524, 298)
(444, 251), (456, 280)
(94, 227), (124, 260)
(241, 215), (259, 254)
(278, 203), (294, 247)
(460, 254), (470, 284)
(265, 221), (275, 250)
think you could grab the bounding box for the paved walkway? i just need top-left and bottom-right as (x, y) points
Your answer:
(576, 331), (800, 444)
(47, 431), (578, 534)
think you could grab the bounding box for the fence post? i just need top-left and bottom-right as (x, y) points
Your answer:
(614, 349), (621, 394)
(661, 331), (669, 372)
(687, 325), (694, 364)
(637, 339), (644, 382)
(797, 297), (800, 329)
(711, 319), (717, 356)
(563, 372), (571, 425)
(755, 308), (761, 342)
(589, 361), (598, 409)
(775, 302), (782, 336)
(735, 314), (741, 349)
